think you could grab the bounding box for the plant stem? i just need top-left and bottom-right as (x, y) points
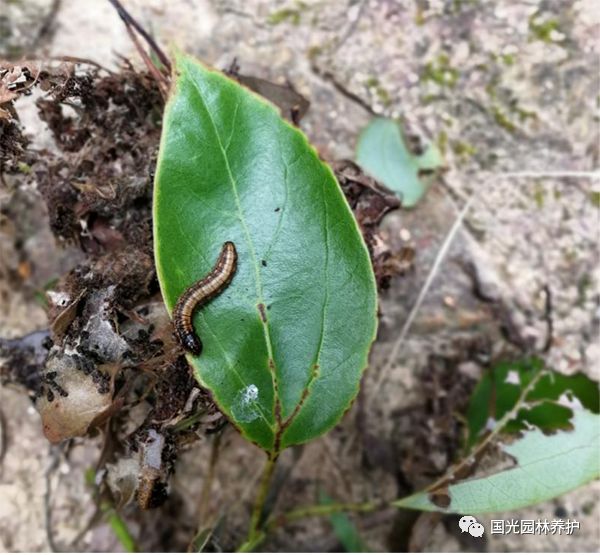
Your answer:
(250, 456), (277, 536)
(100, 501), (138, 552)
(237, 500), (380, 552)
(197, 432), (222, 525)
(266, 501), (378, 531)
(248, 454), (278, 540)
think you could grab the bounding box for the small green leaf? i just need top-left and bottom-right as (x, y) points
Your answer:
(101, 504), (138, 553)
(356, 118), (442, 207)
(189, 527), (214, 552)
(395, 409), (600, 514)
(154, 54), (377, 454)
(319, 492), (369, 552)
(34, 276), (59, 309)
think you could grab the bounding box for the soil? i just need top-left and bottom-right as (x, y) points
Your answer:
(0, 0), (598, 552)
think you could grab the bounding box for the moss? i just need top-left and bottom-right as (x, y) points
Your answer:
(451, 140), (477, 158)
(422, 93), (440, 104)
(485, 76), (537, 128)
(365, 76), (379, 88)
(17, 162), (32, 174)
(451, 0), (479, 12)
(489, 52), (516, 66)
(307, 45), (322, 60)
(375, 86), (391, 107)
(268, 3), (307, 26)
(365, 77), (391, 107)
(529, 15), (562, 43)
(485, 83), (495, 98)
(577, 273), (591, 306)
(422, 54), (459, 88)
(498, 53), (516, 66)
(268, 9), (300, 25)
(485, 74), (501, 99)
(491, 105), (517, 133)
(533, 183), (545, 208)
(589, 191), (600, 208)
(414, 7), (425, 26)
(437, 130), (448, 155)
(514, 106), (537, 123)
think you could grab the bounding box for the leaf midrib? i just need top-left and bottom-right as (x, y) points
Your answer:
(186, 67), (339, 450)
(188, 74), (281, 437)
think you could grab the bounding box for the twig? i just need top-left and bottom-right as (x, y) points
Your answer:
(320, 435), (353, 493)
(329, 0), (368, 53)
(106, 0), (171, 72)
(310, 63), (377, 116)
(370, 193), (476, 400)
(197, 432), (222, 526)
(51, 56), (114, 74)
(44, 446), (62, 553)
(67, 510), (100, 551)
(238, 455), (278, 551)
(31, 0), (62, 52)
(121, 21), (169, 99)
(250, 455), (277, 533)
(0, 408), (6, 473)
(239, 500), (381, 552)
(267, 500), (378, 530)
(106, 0), (170, 98)
(541, 284), (554, 353)
(260, 445), (305, 527)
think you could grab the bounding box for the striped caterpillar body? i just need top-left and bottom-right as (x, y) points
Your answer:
(172, 241), (237, 355)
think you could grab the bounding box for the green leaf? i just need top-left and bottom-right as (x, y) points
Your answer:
(189, 527), (214, 552)
(394, 409), (600, 514)
(355, 118), (443, 207)
(319, 492), (369, 552)
(101, 503), (138, 553)
(466, 358), (600, 446)
(154, 54), (377, 454)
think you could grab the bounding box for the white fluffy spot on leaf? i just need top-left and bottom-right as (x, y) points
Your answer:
(505, 369), (521, 385)
(231, 384), (260, 423)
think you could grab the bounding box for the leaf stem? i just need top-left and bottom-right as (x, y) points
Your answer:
(266, 501), (379, 530)
(238, 499), (381, 552)
(424, 366), (548, 493)
(236, 366), (552, 551)
(197, 432), (222, 526)
(100, 501), (138, 552)
(242, 454), (278, 549)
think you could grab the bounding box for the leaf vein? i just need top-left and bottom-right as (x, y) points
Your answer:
(283, 177), (330, 427)
(188, 75), (281, 445)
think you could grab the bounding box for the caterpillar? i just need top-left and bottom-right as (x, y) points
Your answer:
(172, 241), (237, 355)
